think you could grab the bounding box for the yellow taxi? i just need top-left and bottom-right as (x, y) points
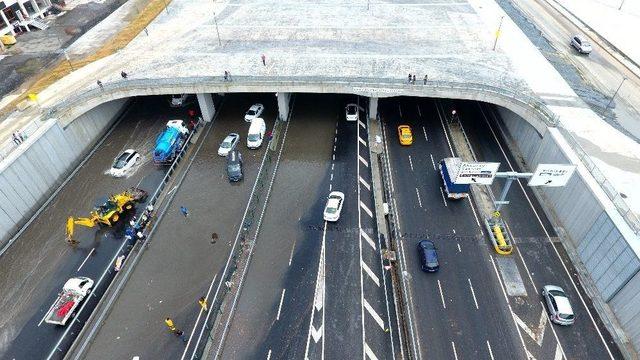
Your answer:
(397, 125), (413, 145)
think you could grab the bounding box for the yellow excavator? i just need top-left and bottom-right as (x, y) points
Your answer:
(66, 188), (148, 243)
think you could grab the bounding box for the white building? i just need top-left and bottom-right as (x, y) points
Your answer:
(1, 0), (52, 36)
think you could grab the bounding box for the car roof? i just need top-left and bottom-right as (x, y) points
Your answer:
(250, 103), (263, 109)
(554, 295), (573, 314)
(419, 240), (435, 248)
(326, 198), (341, 208)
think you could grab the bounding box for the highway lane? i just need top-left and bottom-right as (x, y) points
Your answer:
(78, 94), (276, 360)
(380, 97), (525, 360)
(456, 99), (623, 359)
(0, 97), (194, 359)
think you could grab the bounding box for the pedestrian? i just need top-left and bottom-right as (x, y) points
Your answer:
(412, 75), (416, 84)
(211, 232), (218, 244)
(261, 53), (266, 66)
(198, 296), (208, 312)
(180, 206), (189, 217)
(223, 71), (229, 81)
(121, 71), (128, 79)
(175, 330), (187, 342)
(97, 80), (103, 90)
(423, 74), (428, 85)
(226, 70), (232, 81)
(12, 132), (21, 145)
(407, 73), (412, 83)
(165, 317), (177, 332)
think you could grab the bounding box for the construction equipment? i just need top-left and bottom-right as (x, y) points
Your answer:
(484, 211), (513, 255)
(66, 188), (147, 243)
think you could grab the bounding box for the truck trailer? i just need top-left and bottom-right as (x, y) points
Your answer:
(439, 157), (470, 199)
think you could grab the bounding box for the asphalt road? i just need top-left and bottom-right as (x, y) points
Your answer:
(220, 94), (398, 360)
(0, 96), (191, 359)
(78, 94), (277, 360)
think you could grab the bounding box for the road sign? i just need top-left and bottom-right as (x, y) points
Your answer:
(528, 164), (576, 187)
(454, 161), (500, 185)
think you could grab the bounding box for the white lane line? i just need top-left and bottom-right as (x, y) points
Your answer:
(77, 247), (95, 272)
(330, 173), (333, 181)
(361, 260), (381, 287)
(415, 188), (423, 208)
(554, 343), (564, 360)
(540, 301), (568, 360)
(468, 278), (479, 310)
(439, 187), (448, 207)
(359, 137), (367, 146)
(466, 197), (481, 228)
(333, 145), (336, 152)
(364, 342), (379, 360)
(408, 155), (414, 171)
(363, 298), (385, 330)
(331, 163), (334, 171)
(360, 201), (374, 218)
(359, 155), (369, 167)
(361, 229), (376, 250)
(487, 340), (495, 360)
(436, 102), (454, 156)
(288, 239), (296, 266)
(276, 289), (286, 321)
(335, 128), (338, 135)
(457, 243), (461, 253)
(417, 104), (422, 117)
(329, 183), (332, 191)
(451, 341), (459, 360)
(267, 349), (272, 360)
(304, 222), (327, 357)
(452, 229), (456, 234)
(398, 104), (403, 118)
(423, 126), (428, 142)
(359, 176), (371, 191)
(437, 279), (446, 309)
(359, 120), (366, 129)
(429, 153), (436, 170)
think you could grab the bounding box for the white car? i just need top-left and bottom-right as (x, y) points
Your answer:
(110, 149), (140, 177)
(542, 285), (575, 325)
(345, 103), (359, 121)
(218, 133), (240, 156)
(170, 94), (190, 107)
(244, 103), (264, 122)
(323, 191), (345, 222)
(570, 35), (592, 54)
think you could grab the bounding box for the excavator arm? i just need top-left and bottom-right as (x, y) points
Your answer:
(66, 216), (97, 243)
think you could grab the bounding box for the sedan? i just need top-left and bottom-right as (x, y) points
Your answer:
(542, 285), (575, 325)
(570, 35), (592, 54)
(417, 240), (439, 272)
(345, 103), (359, 121)
(398, 125), (413, 145)
(244, 103), (265, 122)
(323, 191), (344, 222)
(170, 94), (191, 107)
(218, 133), (240, 156)
(110, 149), (140, 177)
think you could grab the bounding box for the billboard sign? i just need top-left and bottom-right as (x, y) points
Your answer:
(454, 161), (500, 185)
(528, 164), (576, 187)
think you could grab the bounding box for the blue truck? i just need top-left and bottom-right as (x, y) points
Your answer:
(439, 157), (470, 199)
(153, 120), (189, 164)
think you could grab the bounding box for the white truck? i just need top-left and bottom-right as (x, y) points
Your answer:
(45, 277), (94, 326)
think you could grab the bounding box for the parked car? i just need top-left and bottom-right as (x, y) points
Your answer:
(570, 35), (592, 54)
(542, 285), (575, 325)
(345, 103), (359, 121)
(417, 240), (439, 272)
(323, 191), (345, 222)
(398, 125), (413, 145)
(169, 94), (191, 107)
(110, 149), (140, 177)
(244, 103), (264, 122)
(218, 133), (240, 156)
(226, 150), (243, 182)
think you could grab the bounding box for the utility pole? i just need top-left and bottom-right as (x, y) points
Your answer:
(492, 16), (505, 51)
(603, 77), (627, 116)
(618, 0), (626, 10)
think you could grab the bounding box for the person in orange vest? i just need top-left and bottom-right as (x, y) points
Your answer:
(165, 317), (177, 332)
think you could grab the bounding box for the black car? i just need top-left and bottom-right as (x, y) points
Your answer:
(227, 150), (243, 182)
(417, 240), (439, 272)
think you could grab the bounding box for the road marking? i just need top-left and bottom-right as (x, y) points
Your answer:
(77, 247), (95, 272)
(359, 155), (368, 167)
(276, 289), (286, 320)
(429, 153), (436, 170)
(468, 278), (479, 310)
(335, 128), (338, 135)
(540, 301), (567, 360)
(452, 228), (456, 234)
(288, 240), (296, 266)
(359, 176), (371, 191)
(364, 342), (379, 360)
(415, 188), (423, 208)
(309, 324), (323, 343)
(451, 341), (459, 360)
(359, 120), (366, 129)
(554, 344), (564, 360)
(333, 154), (335, 161)
(398, 104), (402, 118)
(329, 183), (332, 191)
(466, 196), (481, 228)
(334, 145), (336, 152)
(267, 349), (272, 360)
(439, 187), (448, 207)
(437, 279), (446, 309)
(417, 104), (422, 117)
(360, 201), (373, 218)
(514, 308), (547, 346)
(361, 229), (376, 250)
(330, 173), (333, 181)
(408, 155), (414, 171)
(304, 222), (327, 357)
(331, 163), (334, 171)
(361, 260), (380, 287)
(457, 243), (461, 253)
(359, 137), (367, 146)
(363, 298), (385, 330)
(487, 340), (495, 360)
(423, 126), (428, 142)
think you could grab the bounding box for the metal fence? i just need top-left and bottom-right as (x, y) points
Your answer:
(0, 117), (44, 161)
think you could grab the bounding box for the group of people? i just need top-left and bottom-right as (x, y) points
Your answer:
(408, 73), (428, 85)
(124, 204), (154, 244)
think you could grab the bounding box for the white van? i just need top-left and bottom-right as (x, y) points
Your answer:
(247, 118), (266, 149)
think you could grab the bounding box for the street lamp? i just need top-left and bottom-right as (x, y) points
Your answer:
(603, 77), (627, 117)
(493, 16), (505, 51)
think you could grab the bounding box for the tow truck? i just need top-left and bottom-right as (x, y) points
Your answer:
(66, 187), (147, 243)
(44, 277), (94, 326)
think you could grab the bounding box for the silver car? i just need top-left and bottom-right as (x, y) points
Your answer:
(570, 35), (592, 54)
(542, 285), (575, 325)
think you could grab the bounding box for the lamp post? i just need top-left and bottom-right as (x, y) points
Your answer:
(493, 16), (505, 51)
(603, 77), (627, 116)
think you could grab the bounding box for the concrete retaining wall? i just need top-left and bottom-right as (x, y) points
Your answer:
(497, 106), (640, 354)
(0, 98), (129, 249)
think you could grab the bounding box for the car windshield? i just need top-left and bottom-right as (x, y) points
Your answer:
(228, 164), (240, 172)
(326, 206), (337, 214)
(247, 109), (256, 116)
(402, 133), (411, 139)
(559, 313), (574, 320)
(222, 140), (232, 148)
(347, 106), (357, 114)
(548, 290), (565, 297)
(113, 153), (129, 169)
(248, 134), (260, 141)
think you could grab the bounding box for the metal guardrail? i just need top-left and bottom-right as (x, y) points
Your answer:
(0, 117), (43, 161)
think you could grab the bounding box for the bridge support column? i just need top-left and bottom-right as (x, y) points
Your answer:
(277, 92), (291, 121)
(369, 97), (378, 121)
(197, 93), (215, 122)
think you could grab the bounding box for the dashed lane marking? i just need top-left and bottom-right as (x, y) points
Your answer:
(276, 289), (286, 320)
(361, 229), (376, 250)
(468, 278), (479, 310)
(487, 341), (495, 360)
(330, 173), (333, 181)
(267, 349), (272, 360)
(359, 176), (371, 191)
(415, 188), (423, 208)
(408, 155), (414, 171)
(439, 187), (448, 207)
(360, 201), (373, 218)
(423, 126), (428, 142)
(329, 183), (332, 191)
(457, 243), (461, 253)
(430, 153), (436, 170)
(359, 155), (369, 167)
(363, 298), (385, 330)
(333, 154), (335, 161)
(77, 247), (95, 272)
(437, 279), (446, 309)
(364, 342), (379, 360)
(361, 260), (380, 287)
(452, 341), (459, 360)
(359, 137), (367, 146)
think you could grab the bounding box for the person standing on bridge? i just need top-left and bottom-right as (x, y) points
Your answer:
(261, 53), (266, 66)
(407, 73), (412, 84)
(180, 206), (189, 217)
(121, 71), (128, 79)
(97, 80), (103, 90)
